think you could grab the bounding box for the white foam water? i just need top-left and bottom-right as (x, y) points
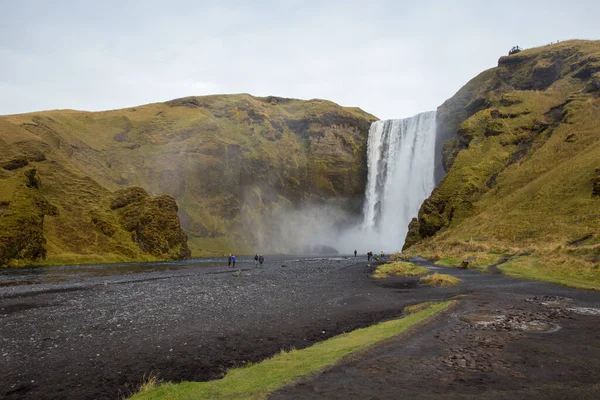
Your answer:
(360, 111), (437, 251)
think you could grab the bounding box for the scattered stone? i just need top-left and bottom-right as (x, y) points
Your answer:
(567, 307), (600, 316)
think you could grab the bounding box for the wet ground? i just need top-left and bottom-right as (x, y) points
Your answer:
(1, 257), (600, 399)
(271, 260), (600, 400)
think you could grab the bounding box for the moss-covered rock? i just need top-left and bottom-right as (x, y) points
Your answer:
(0, 173), (57, 266)
(402, 218), (421, 251)
(111, 188), (191, 260)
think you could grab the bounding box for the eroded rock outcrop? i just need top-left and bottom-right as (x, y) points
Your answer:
(110, 187), (191, 260)
(0, 170), (57, 266)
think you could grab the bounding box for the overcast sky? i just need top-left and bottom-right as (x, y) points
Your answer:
(1, 1), (598, 119)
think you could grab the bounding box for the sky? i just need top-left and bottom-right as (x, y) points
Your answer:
(1, 0), (598, 119)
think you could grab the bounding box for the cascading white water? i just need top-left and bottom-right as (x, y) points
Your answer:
(361, 111), (437, 251)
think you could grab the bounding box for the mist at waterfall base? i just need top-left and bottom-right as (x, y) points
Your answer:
(250, 111), (438, 256)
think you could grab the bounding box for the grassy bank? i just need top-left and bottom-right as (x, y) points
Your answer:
(497, 255), (600, 291)
(130, 301), (453, 400)
(371, 261), (428, 278)
(420, 273), (462, 287)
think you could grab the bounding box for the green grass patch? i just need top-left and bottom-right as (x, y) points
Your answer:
(497, 255), (600, 291)
(130, 301), (453, 400)
(419, 273), (462, 287)
(403, 302), (437, 313)
(371, 261), (428, 279)
(435, 257), (461, 267)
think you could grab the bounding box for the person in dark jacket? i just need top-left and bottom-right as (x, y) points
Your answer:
(354, 249), (357, 257)
(228, 253), (232, 267)
(232, 255), (237, 268)
(367, 250), (372, 261)
(258, 254), (264, 265)
(254, 253), (259, 265)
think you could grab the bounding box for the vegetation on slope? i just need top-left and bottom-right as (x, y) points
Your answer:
(0, 95), (376, 263)
(130, 301), (453, 400)
(404, 40), (600, 289)
(419, 273), (461, 287)
(371, 261), (428, 278)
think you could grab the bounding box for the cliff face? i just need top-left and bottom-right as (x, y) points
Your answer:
(404, 40), (600, 287)
(0, 94), (376, 264)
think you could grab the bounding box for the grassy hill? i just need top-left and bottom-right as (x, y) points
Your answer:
(404, 40), (600, 290)
(0, 94), (376, 265)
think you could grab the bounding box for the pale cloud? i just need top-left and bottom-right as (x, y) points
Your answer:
(0, 0), (598, 119)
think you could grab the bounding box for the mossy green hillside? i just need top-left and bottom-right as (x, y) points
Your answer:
(404, 40), (600, 289)
(0, 160), (189, 266)
(0, 95), (376, 263)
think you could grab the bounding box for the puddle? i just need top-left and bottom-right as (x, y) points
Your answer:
(460, 310), (505, 327)
(567, 307), (600, 316)
(526, 296), (573, 308)
(515, 320), (560, 333)
(460, 310), (560, 333)
(0, 261), (214, 287)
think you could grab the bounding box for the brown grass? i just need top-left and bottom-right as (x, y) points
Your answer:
(419, 273), (461, 287)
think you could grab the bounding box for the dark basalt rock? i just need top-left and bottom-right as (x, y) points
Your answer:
(593, 169), (600, 197)
(2, 156), (29, 171)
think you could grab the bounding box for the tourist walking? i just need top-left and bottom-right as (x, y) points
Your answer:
(259, 254), (264, 265)
(354, 249), (357, 257)
(228, 253), (232, 267)
(254, 253), (259, 265)
(367, 250), (372, 262)
(232, 254), (237, 268)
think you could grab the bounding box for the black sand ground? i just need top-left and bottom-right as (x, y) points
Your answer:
(1, 257), (599, 400)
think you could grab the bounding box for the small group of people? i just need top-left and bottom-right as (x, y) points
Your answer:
(227, 254), (237, 267)
(254, 253), (265, 266)
(227, 253), (264, 267)
(365, 250), (384, 261)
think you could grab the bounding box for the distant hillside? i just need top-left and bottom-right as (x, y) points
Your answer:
(0, 94), (376, 265)
(404, 40), (600, 290)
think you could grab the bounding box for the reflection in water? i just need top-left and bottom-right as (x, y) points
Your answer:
(0, 259), (223, 287)
(0, 255), (352, 287)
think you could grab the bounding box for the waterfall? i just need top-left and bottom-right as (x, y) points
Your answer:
(361, 111), (437, 251)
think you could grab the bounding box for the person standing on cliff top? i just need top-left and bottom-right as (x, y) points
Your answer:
(228, 253), (232, 267)
(232, 255), (237, 268)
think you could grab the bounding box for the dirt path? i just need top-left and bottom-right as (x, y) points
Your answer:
(271, 261), (600, 399)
